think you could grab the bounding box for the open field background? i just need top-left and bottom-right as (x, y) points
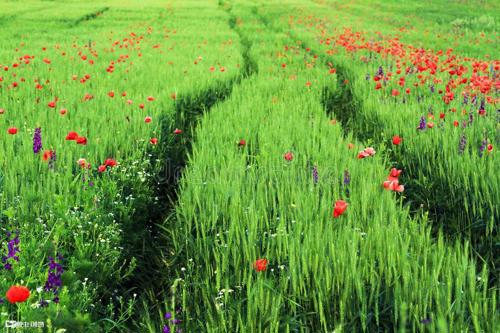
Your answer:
(0, 0), (498, 332)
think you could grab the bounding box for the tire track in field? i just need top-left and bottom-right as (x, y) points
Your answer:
(69, 7), (110, 27)
(117, 5), (259, 330)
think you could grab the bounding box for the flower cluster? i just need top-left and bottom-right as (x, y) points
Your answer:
(2, 230), (20, 271)
(40, 254), (64, 306)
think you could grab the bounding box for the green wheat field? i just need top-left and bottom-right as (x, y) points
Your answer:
(0, 0), (498, 332)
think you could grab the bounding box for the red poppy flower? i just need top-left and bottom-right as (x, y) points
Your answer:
(284, 152), (293, 161)
(6, 286), (30, 304)
(357, 147), (376, 159)
(388, 168), (402, 181)
(108, 91), (115, 98)
(147, 96), (155, 101)
(48, 101), (56, 108)
(144, 116), (152, 123)
(98, 165), (107, 173)
(77, 158), (88, 168)
(392, 135), (402, 145)
(170, 93), (177, 100)
(42, 150), (53, 161)
(358, 151), (369, 159)
(7, 127), (18, 135)
(487, 144), (493, 152)
(59, 108), (67, 115)
(427, 122), (434, 128)
(391, 89), (400, 96)
(173, 128), (182, 135)
(375, 82), (382, 90)
(104, 159), (117, 167)
(254, 259), (268, 272)
(333, 200), (348, 218)
(453, 120), (459, 127)
(65, 131), (79, 140)
(76, 136), (87, 145)
(150, 138), (158, 145)
(238, 139), (246, 147)
(383, 180), (404, 192)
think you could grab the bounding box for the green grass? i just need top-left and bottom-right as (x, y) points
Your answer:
(0, 0), (498, 332)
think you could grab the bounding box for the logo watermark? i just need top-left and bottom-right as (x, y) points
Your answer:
(4, 321), (45, 330)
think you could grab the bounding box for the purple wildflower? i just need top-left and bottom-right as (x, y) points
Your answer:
(459, 133), (467, 154)
(479, 138), (487, 157)
(343, 170), (351, 196)
(377, 66), (384, 77)
(164, 312), (172, 320)
(163, 326), (171, 333)
(33, 127), (42, 154)
(42, 254), (64, 304)
(430, 85), (435, 93)
(463, 93), (468, 105)
(479, 99), (485, 113)
(2, 230), (20, 270)
(312, 165), (318, 184)
(417, 116), (426, 130)
(48, 150), (57, 170)
(420, 318), (432, 325)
